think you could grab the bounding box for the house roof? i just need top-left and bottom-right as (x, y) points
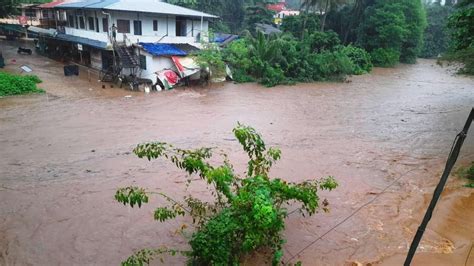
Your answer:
(27, 26), (57, 35)
(56, 0), (217, 18)
(212, 33), (239, 47)
(172, 44), (199, 54)
(55, 33), (108, 49)
(266, 2), (286, 12)
(37, 0), (68, 9)
(255, 23), (282, 35)
(104, 0), (217, 18)
(139, 43), (187, 56)
(56, 0), (118, 9)
(20, 3), (40, 8)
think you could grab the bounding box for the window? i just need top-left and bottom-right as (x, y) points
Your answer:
(79, 16), (85, 29)
(88, 17), (95, 31)
(95, 17), (99, 32)
(102, 18), (108, 32)
(176, 17), (186, 37)
(133, 20), (142, 35)
(42, 10), (49, 19)
(153, 20), (158, 31)
(68, 15), (74, 27)
(139, 55), (146, 70)
(117, 19), (130, 33)
(25, 9), (36, 18)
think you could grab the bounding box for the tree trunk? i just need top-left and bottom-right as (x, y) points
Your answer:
(320, 0), (330, 31)
(301, 4), (311, 40)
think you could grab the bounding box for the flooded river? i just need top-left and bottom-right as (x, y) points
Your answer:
(1, 40), (473, 265)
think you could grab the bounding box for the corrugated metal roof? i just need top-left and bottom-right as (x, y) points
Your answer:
(55, 33), (108, 49)
(255, 23), (282, 35)
(56, 0), (101, 8)
(172, 44), (199, 54)
(139, 43), (187, 56)
(28, 26), (57, 35)
(38, 1), (67, 9)
(104, 0), (217, 18)
(56, 0), (217, 18)
(56, 0), (118, 9)
(86, 0), (120, 9)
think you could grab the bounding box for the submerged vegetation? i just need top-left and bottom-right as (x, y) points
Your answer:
(116, 124), (338, 265)
(222, 31), (362, 87)
(190, 0), (433, 86)
(0, 72), (44, 96)
(457, 162), (474, 188)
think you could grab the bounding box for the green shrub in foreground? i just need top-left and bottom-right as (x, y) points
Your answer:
(116, 124), (338, 265)
(0, 72), (44, 96)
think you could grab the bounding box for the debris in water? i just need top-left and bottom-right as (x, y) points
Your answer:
(124, 95), (132, 99)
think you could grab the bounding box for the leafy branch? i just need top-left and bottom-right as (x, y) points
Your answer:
(116, 124), (338, 265)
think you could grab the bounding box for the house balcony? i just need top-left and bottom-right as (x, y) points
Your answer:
(64, 27), (199, 47)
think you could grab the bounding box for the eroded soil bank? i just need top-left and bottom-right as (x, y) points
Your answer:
(1, 39), (473, 265)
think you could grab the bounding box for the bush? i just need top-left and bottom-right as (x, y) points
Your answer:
(370, 48), (400, 67)
(308, 51), (354, 81)
(24, 75), (43, 84)
(116, 124), (338, 265)
(441, 46), (474, 75)
(223, 39), (254, 82)
(0, 72), (44, 96)
(195, 44), (226, 78)
(341, 45), (373, 75)
(305, 31), (341, 53)
(222, 32), (365, 87)
(261, 64), (286, 87)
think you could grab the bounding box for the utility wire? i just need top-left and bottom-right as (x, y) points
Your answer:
(284, 167), (421, 263)
(405, 108), (473, 265)
(285, 107), (473, 264)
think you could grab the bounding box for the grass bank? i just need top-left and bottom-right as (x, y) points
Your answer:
(0, 72), (44, 97)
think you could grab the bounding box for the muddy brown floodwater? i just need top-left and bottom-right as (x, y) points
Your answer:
(1, 39), (473, 266)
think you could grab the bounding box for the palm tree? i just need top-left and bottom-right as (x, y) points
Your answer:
(302, 0), (349, 31)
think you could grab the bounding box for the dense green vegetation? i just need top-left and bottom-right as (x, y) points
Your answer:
(441, 0), (474, 74)
(356, 0), (427, 65)
(116, 124), (337, 265)
(420, 3), (453, 58)
(176, 0), (433, 86)
(0, 72), (44, 96)
(221, 31), (372, 87)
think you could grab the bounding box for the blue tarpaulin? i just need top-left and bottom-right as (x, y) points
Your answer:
(139, 43), (187, 56)
(212, 33), (239, 47)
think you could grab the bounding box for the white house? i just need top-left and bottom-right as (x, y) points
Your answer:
(32, 0), (217, 86)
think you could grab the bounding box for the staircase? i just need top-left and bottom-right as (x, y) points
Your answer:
(101, 32), (143, 89)
(115, 44), (139, 68)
